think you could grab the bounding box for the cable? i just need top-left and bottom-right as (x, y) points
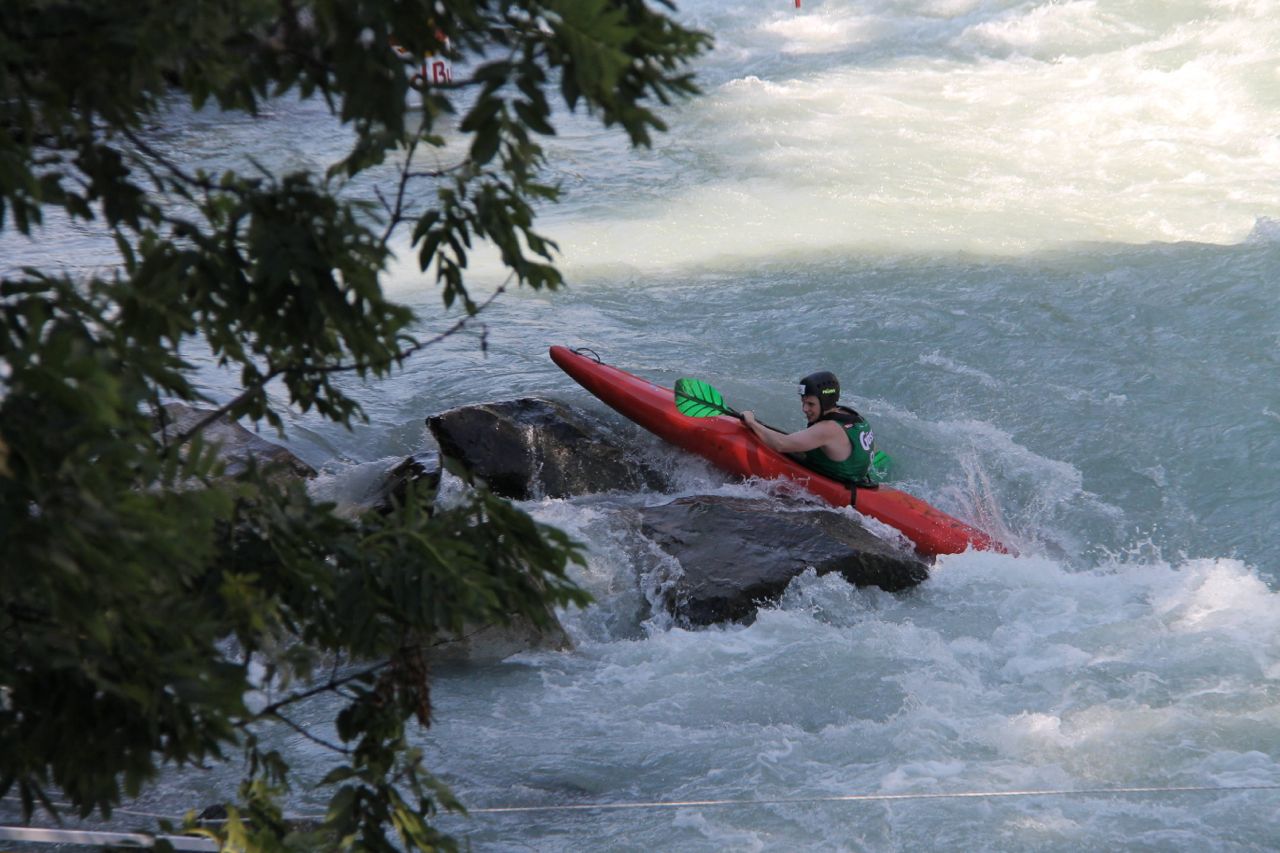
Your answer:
(456, 782), (1280, 815)
(7, 781), (1280, 831)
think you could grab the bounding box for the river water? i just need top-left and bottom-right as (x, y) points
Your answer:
(7, 0), (1280, 850)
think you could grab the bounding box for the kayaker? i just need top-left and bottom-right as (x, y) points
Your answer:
(741, 371), (881, 486)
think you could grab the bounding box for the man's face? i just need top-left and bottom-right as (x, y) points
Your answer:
(801, 395), (821, 425)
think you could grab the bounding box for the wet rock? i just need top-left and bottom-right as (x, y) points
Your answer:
(429, 610), (572, 664)
(196, 804), (229, 826)
(153, 402), (316, 480)
(372, 438), (569, 662)
(151, 406), (564, 662)
(639, 496), (929, 626)
(372, 451), (442, 514)
(426, 397), (669, 500)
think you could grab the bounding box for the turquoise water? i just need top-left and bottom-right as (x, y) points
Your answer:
(5, 0), (1280, 849)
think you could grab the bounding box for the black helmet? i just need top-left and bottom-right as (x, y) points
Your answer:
(798, 371), (840, 410)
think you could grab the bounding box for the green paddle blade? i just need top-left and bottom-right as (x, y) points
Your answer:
(867, 449), (893, 484)
(674, 377), (736, 418)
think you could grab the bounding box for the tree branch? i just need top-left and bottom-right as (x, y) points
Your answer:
(268, 711), (353, 756)
(164, 277), (511, 450)
(245, 665), (383, 723)
(119, 125), (249, 200)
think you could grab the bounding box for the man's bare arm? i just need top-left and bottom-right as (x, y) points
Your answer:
(742, 411), (838, 454)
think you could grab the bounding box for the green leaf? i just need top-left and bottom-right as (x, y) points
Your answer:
(514, 100), (556, 136)
(470, 122), (502, 166)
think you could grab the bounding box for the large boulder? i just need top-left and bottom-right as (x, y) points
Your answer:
(639, 496), (928, 626)
(154, 402), (317, 480)
(426, 397), (669, 500)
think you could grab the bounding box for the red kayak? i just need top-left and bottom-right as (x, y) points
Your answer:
(550, 345), (1008, 558)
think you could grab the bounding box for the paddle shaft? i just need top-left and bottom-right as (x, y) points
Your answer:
(699, 400), (789, 435)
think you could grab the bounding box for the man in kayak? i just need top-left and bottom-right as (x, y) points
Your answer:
(741, 371), (883, 486)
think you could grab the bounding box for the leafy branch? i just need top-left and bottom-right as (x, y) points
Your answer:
(161, 278), (511, 452)
(0, 1), (709, 850)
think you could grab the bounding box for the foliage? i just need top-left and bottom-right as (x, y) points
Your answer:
(0, 0), (709, 849)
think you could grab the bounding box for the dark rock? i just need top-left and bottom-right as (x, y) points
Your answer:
(639, 496), (929, 626)
(426, 397), (669, 500)
(373, 451), (442, 514)
(372, 441), (570, 662)
(428, 610), (572, 664)
(153, 402), (316, 480)
(196, 804), (228, 824)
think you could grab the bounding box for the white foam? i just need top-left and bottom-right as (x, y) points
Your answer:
(954, 1), (1142, 58)
(543, 1), (1280, 273)
(918, 350), (1002, 388)
(759, 8), (879, 56)
(423, 537), (1280, 848)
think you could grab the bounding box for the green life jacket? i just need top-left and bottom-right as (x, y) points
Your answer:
(800, 407), (883, 486)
